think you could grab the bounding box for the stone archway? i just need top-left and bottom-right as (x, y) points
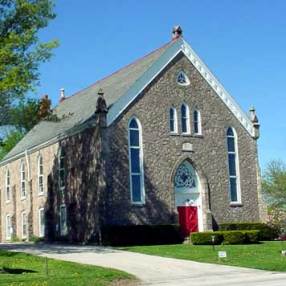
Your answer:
(171, 157), (212, 232)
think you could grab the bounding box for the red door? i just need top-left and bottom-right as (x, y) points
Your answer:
(177, 206), (198, 237)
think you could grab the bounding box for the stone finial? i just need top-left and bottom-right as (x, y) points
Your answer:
(60, 88), (66, 103)
(96, 88), (107, 113)
(172, 25), (183, 40)
(249, 106), (260, 139)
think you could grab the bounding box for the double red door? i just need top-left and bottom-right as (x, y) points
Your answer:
(177, 206), (198, 237)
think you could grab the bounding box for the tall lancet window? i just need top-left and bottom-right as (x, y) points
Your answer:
(5, 168), (11, 202)
(193, 110), (202, 135)
(58, 148), (66, 190)
(20, 160), (26, 198)
(181, 104), (190, 134)
(227, 127), (241, 203)
(38, 155), (44, 194)
(169, 107), (178, 133)
(128, 117), (145, 204)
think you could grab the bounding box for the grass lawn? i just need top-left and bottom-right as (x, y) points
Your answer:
(0, 249), (134, 286)
(123, 241), (286, 272)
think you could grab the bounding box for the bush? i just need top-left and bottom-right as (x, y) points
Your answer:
(29, 235), (44, 244)
(243, 230), (260, 243)
(191, 230), (260, 245)
(101, 224), (183, 246)
(219, 222), (279, 240)
(222, 231), (245, 244)
(191, 232), (223, 245)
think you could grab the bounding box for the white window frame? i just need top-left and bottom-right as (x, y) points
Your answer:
(20, 160), (26, 199)
(6, 215), (12, 240)
(181, 104), (191, 134)
(169, 107), (178, 134)
(177, 70), (190, 86)
(59, 204), (67, 236)
(128, 117), (145, 205)
(58, 148), (65, 190)
(38, 155), (44, 195)
(227, 127), (241, 204)
(21, 211), (28, 239)
(38, 208), (45, 237)
(5, 168), (11, 202)
(193, 110), (202, 135)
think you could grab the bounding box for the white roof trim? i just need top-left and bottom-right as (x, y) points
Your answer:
(107, 37), (255, 137)
(181, 39), (255, 136)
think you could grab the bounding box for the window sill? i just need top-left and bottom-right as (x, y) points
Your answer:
(181, 133), (192, 137)
(229, 202), (243, 207)
(170, 132), (180, 136)
(192, 134), (203, 138)
(20, 197), (27, 201)
(5, 200), (11, 204)
(38, 193), (45, 197)
(131, 202), (145, 206)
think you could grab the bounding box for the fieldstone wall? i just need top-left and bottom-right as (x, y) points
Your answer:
(105, 52), (261, 228)
(0, 51), (263, 242)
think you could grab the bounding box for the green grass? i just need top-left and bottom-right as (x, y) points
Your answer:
(0, 249), (134, 286)
(123, 241), (286, 272)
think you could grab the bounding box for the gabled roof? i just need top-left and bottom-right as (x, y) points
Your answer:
(1, 36), (254, 165)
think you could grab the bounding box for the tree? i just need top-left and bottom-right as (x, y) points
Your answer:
(0, 130), (24, 159)
(0, 0), (58, 124)
(8, 98), (40, 131)
(0, 96), (54, 159)
(262, 160), (286, 228)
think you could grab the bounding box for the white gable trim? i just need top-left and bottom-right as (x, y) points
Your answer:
(107, 38), (254, 137)
(181, 39), (255, 136)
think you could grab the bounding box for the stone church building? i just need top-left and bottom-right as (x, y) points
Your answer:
(0, 27), (266, 242)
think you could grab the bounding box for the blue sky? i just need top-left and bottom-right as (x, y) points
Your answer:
(35, 0), (286, 170)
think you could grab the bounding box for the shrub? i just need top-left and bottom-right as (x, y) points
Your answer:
(243, 230), (260, 243)
(221, 231), (245, 245)
(191, 230), (260, 245)
(191, 232), (223, 245)
(101, 224), (183, 246)
(219, 222), (279, 240)
(29, 235), (44, 244)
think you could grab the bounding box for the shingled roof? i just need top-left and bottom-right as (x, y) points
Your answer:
(1, 32), (256, 164)
(2, 40), (175, 162)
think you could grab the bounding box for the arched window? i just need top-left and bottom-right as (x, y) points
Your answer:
(181, 104), (190, 134)
(227, 127), (241, 203)
(20, 160), (26, 198)
(128, 117), (145, 204)
(177, 71), (190, 86)
(193, 110), (202, 135)
(58, 148), (65, 190)
(38, 155), (44, 194)
(169, 107), (178, 133)
(5, 168), (11, 202)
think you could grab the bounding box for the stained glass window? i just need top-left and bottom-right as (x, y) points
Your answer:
(177, 71), (190, 86)
(174, 161), (196, 189)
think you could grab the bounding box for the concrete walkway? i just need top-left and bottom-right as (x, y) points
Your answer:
(1, 243), (286, 286)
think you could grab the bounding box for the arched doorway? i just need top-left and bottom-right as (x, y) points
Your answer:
(174, 160), (203, 235)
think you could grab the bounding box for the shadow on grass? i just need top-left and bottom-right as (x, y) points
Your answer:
(0, 267), (37, 274)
